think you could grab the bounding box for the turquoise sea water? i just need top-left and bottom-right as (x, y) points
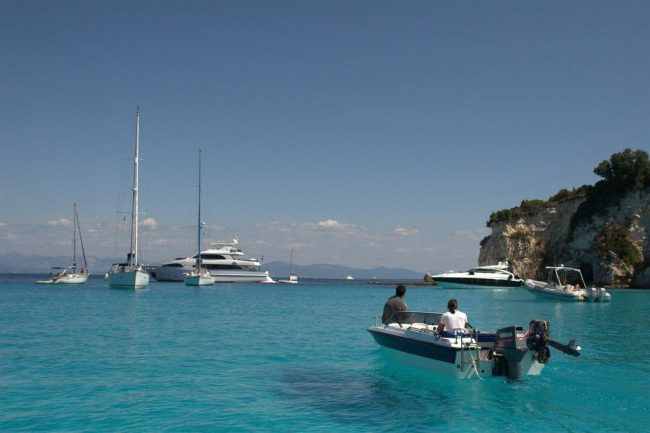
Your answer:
(1, 275), (648, 433)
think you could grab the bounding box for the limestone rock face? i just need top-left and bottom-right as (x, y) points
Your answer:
(479, 189), (650, 287)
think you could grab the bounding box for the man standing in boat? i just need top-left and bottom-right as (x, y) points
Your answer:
(382, 284), (407, 324)
(437, 298), (468, 334)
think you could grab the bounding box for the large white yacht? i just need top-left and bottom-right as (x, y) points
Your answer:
(429, 261), (523, 289)
(150, 239), (275, 283)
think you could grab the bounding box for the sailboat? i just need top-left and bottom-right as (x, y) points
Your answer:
(37, 203), (89, 284)
(184, 149), (215, 286)
(106, 109), (150, 289)
(279, 248), (298, 284)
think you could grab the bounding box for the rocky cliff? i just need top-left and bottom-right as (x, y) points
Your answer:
(479, 189), (650, 287)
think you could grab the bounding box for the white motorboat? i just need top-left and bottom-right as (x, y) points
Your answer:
(525, 266), (611, 302)
(106, 109), (149, 289)
(37, 203), (89, 284)
(368, 311), (581, 380)
(430, 261), (523, 289)
(184, 149), (214, 287)
(151, 238), (274, 283)
(345, 275), (354, 280)
(278, 249), (298, 284)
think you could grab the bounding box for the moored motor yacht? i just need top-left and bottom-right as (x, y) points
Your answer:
(525, 266), (611, 302)
(150, 239), (275, 283)
(368, 311), (581, 380)
(429, 261), (523, 289)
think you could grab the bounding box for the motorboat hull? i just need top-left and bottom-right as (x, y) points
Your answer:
(434, 278), (523, 289)
(366, 310), (583, 380)
(107, 269), (149, 289)
(152, 266), (273, 283)
(525, 280), (611, 302)
(431, 262), (523, 289)
(368, 325), (543, 379)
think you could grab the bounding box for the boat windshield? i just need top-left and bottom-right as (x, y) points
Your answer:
(392, 311), (442, 325)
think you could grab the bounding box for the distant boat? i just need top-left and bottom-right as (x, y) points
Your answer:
(106, 109), (150, 289)
(150, 238), (275, 283)
(345, 275), (354, 280)
(37, 203), (89, 284)
(185, 149), (215, 286)
(429, 261), (523, 289)
(279, 249), (298, 284)
(525, 266), (611, 302)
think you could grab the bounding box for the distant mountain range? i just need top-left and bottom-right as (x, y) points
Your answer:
(0, 253), (424, 280)
(0, 253), (116, 275)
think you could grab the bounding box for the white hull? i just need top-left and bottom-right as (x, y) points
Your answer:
(152, 266), (273, 283)
(431, 262), (523, 289)
(525, 280), (611, 302)
(368, 320), (546, 380)
(107, 269), (149, 289)
(378, 343), (542, 379)
(279, 274), (298, 284)
(37, 273), (89, 284)
(434, 280), (521, 290)
(55, 274), (89, 284)
(184, 271), (215, 286)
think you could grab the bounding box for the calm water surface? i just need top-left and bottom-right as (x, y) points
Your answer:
(1, 275), (648, 432)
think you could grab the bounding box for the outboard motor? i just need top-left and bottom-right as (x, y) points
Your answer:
(526, 320), (551, 363)
(528, 319), (581, 358)
(492, 325), (529, 380)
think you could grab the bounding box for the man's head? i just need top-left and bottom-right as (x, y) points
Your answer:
(447, 298), (458, 313)
(395, 284), (406, 297)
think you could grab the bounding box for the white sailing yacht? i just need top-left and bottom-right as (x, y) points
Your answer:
(185, 149), (215, 286)
(106, 109), (150, 289)
(278, 248), (298, 284)
(37, 203), (89, 284)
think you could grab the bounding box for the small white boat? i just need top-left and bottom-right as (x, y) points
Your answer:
(368, 311), (581, 380)
(278, 249), (299, 284)
(37, 203), (89, 284)
(430, 261), (523, 289)
(345, 275), (354, 280)
(525, 266), (611, 302)
(106, 109), (149, 289)
(185, 149), (214, 287)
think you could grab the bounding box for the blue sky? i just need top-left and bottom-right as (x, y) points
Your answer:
(1, 0), (648, 272)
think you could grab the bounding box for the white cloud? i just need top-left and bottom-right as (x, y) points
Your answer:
(317, 219), (348, 230)
(47, 218), (71, 227)
(393, 225), (419, 237)
(139, 218), (158, 230)
(454, 229), (489, 242)
(148, 238), (175, 246)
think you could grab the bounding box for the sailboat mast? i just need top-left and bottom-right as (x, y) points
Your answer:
(76, 205), (88, 272)
(197, 149), (203, 271)
(72, 203), (77, 273)
(129, 109), (141, 267)
(289, 248), (293, 275)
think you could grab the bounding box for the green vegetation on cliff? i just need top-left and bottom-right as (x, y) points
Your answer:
(487, 148), (650, 228)
(572, 148), (650, 229)
(594, 222), (642, 267)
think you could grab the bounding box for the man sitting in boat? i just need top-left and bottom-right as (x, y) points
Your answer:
(382, 284), (407, 324)
(436, 298), (468, 335)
